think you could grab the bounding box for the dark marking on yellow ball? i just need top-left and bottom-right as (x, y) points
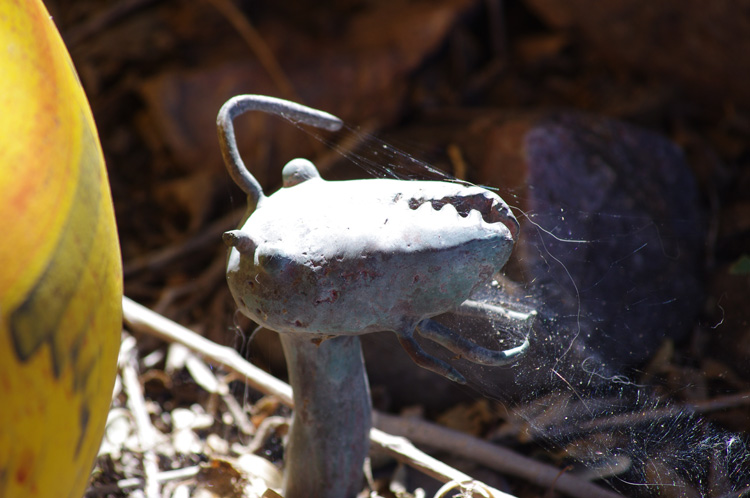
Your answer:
(9, 118), (101, 378)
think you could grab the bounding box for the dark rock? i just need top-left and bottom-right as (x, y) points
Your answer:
(516, 112), (705, 370)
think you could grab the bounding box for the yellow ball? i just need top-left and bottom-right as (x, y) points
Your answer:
(0, 1), (122, 496)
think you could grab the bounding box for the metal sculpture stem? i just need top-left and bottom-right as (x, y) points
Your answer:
(280, 334), (371, 498)
(217, 94), (530, 498)
(216, 95), (343, 210)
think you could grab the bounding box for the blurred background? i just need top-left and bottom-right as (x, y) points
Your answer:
(44, 1), (750, 495)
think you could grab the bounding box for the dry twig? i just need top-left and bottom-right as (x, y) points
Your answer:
(87, 466), (200, 496)
(123, 296), (293, 405)
(122, 296), (622, 498)
(123, 208), (243, 277)
(119, 335), (161, 498)
(374, 412), (622, 498)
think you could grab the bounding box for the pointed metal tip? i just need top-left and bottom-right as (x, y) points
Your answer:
(223, 230), (257, 255)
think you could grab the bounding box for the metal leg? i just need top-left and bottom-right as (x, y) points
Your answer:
(455, 298), (537, 327)
(395, 328), (466, 384)
(280, 333), (371, 498)
(417, 317), (529, 366)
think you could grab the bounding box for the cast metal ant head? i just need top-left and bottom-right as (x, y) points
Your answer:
(219, 95), (530, 383)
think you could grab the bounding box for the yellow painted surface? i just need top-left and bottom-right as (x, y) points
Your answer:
(0, 1), (122, 496)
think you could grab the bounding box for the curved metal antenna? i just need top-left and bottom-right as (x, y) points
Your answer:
(216, 95), (344, 210)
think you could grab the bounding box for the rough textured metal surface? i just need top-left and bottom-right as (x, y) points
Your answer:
(225, 170), (517, 335)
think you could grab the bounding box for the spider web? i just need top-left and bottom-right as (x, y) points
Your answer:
(285, 119), (750, 497)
